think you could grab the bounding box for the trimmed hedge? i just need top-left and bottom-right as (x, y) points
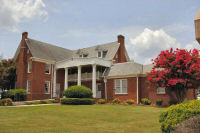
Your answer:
(159, 100), (200, 133)
(141, 98), (151, 105)
(60, 98), (94, 105)
(63, 85), (93, 98)
(0, 98), (13, 106)
(24, 99), (58, 105)
(1, 89), (27, 101)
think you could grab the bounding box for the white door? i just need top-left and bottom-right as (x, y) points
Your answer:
(56, 83), (60, 98)
(96, 83), (102, 99)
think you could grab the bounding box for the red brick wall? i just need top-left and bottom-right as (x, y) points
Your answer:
(106, 77), (197, 105)
(139, 77), (197, 106)
(106, 77), (137, 102)
(29, 61), (52, 100)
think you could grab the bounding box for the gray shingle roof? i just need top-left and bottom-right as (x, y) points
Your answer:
(72, 41), (120, 60)
(14, 39), (121, 62)
(26, 38), (73, 61)
(104, 62), (153, 77)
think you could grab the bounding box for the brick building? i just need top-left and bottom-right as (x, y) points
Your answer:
(14, 32), (196, 105)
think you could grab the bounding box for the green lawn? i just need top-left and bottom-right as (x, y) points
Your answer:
(0, 104), (165, 133)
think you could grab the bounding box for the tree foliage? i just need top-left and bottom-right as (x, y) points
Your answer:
(148, 48), (200, 103)
(0, 58), (16, 90)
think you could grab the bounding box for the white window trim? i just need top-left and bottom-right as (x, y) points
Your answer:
(27, 80), (31, 94)
(157, 87), (166, 94)
(45, 64), (51, 74)
(44, 81), (51, 94)
(114, 79), (128, 95)
(27, 61), (32, 73)
(97, 50), (107, 58)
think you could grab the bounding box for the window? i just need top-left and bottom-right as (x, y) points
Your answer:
(79, 54), (88, 58)
(97, 50), (107, 58)
(27, 61), (32, 73)
(27, 80), (31, 93)
(98, 51), (102, 58)
(45, 64), (51, 74)
(45, 81), (50, 94)
(115, 79), (127, 94)
(157, 87), (166, 94)
(102, 51), (107, 58)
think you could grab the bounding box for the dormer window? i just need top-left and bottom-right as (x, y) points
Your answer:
(79, 54), (88, 58)
(97, 50), (107, 58)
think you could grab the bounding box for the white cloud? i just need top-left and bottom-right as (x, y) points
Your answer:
(0, 0), (47, 32)
(184, 41), (200, 50)
(128, 28), (181, 64)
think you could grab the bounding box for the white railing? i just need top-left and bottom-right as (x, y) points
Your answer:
(68, 72), (103, 81)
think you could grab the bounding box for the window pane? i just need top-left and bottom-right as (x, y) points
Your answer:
(157, 87), (165, 94)
(27, 80), (30, 93)
(102, 51), (107, 58)
(45, 81), (50, 93)
(115, 80), (120, 94)
(45, 64), (50, 74)
(122, 80), (127, 93)
(83, 54), (88, 57)
(98, 51), (101, 57)
(28, 62), (32, 73)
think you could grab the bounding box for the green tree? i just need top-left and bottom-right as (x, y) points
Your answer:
(0, 59), (16, 91)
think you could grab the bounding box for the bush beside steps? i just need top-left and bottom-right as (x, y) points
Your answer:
(60, 98), (94, 105)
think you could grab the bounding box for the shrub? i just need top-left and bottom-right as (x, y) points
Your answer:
(156, 99), (163, 106)
(168, 99), (178, 105)
(126, 99), (135, 105)
(97, 99), (106, 104)
(49, 99), (59, 103)
(3, 89), (27, 101)
(141, 98), (151, 105)
(159, 100), (200, 133)
(60, 98), (94, 105)
(173, 115), (200, 133)
(63, 85), (93, 98)
(112, 98), (120, 104)
(0, 98), (13, 106)
(39, 100), (50, 104)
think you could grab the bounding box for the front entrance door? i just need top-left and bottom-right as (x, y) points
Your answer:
(96, 83), (102, 98)
(56, 83), (60, 98)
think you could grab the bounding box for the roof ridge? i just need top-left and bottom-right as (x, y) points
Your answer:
(73, 41), (119, 51)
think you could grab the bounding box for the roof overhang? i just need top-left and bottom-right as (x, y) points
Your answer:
(104, 74), (147, 79)
(31, 57), (56, 64)
(55, 57), (113, 69)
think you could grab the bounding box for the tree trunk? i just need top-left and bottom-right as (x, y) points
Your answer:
(175, 87), (187, 103)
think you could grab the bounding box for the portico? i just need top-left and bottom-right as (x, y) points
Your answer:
(53, 57), (112, 98)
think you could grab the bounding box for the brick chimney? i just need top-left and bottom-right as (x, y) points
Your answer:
(117, 35), (127, 63)
(16, 32), (28, 89)
(21, 32), (28, 47)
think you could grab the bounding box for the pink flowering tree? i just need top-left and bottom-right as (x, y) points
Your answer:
(148, 48), (200, 103)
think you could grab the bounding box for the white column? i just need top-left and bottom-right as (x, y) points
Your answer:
(77, 66), (81, 85)
(92, 64), (97, 98)
(53, 68), (57, 97)
(64, 67), (68, 90)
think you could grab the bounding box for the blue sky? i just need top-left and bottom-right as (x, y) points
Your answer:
(0, 0), (199, 64)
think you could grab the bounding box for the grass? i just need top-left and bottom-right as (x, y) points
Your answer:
(0, 104), (165, 133)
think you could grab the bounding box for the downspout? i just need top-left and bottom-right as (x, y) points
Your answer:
(104, 78), (107, 101)
(136, 74), (139, 104)
(51, 64), (54, 99)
